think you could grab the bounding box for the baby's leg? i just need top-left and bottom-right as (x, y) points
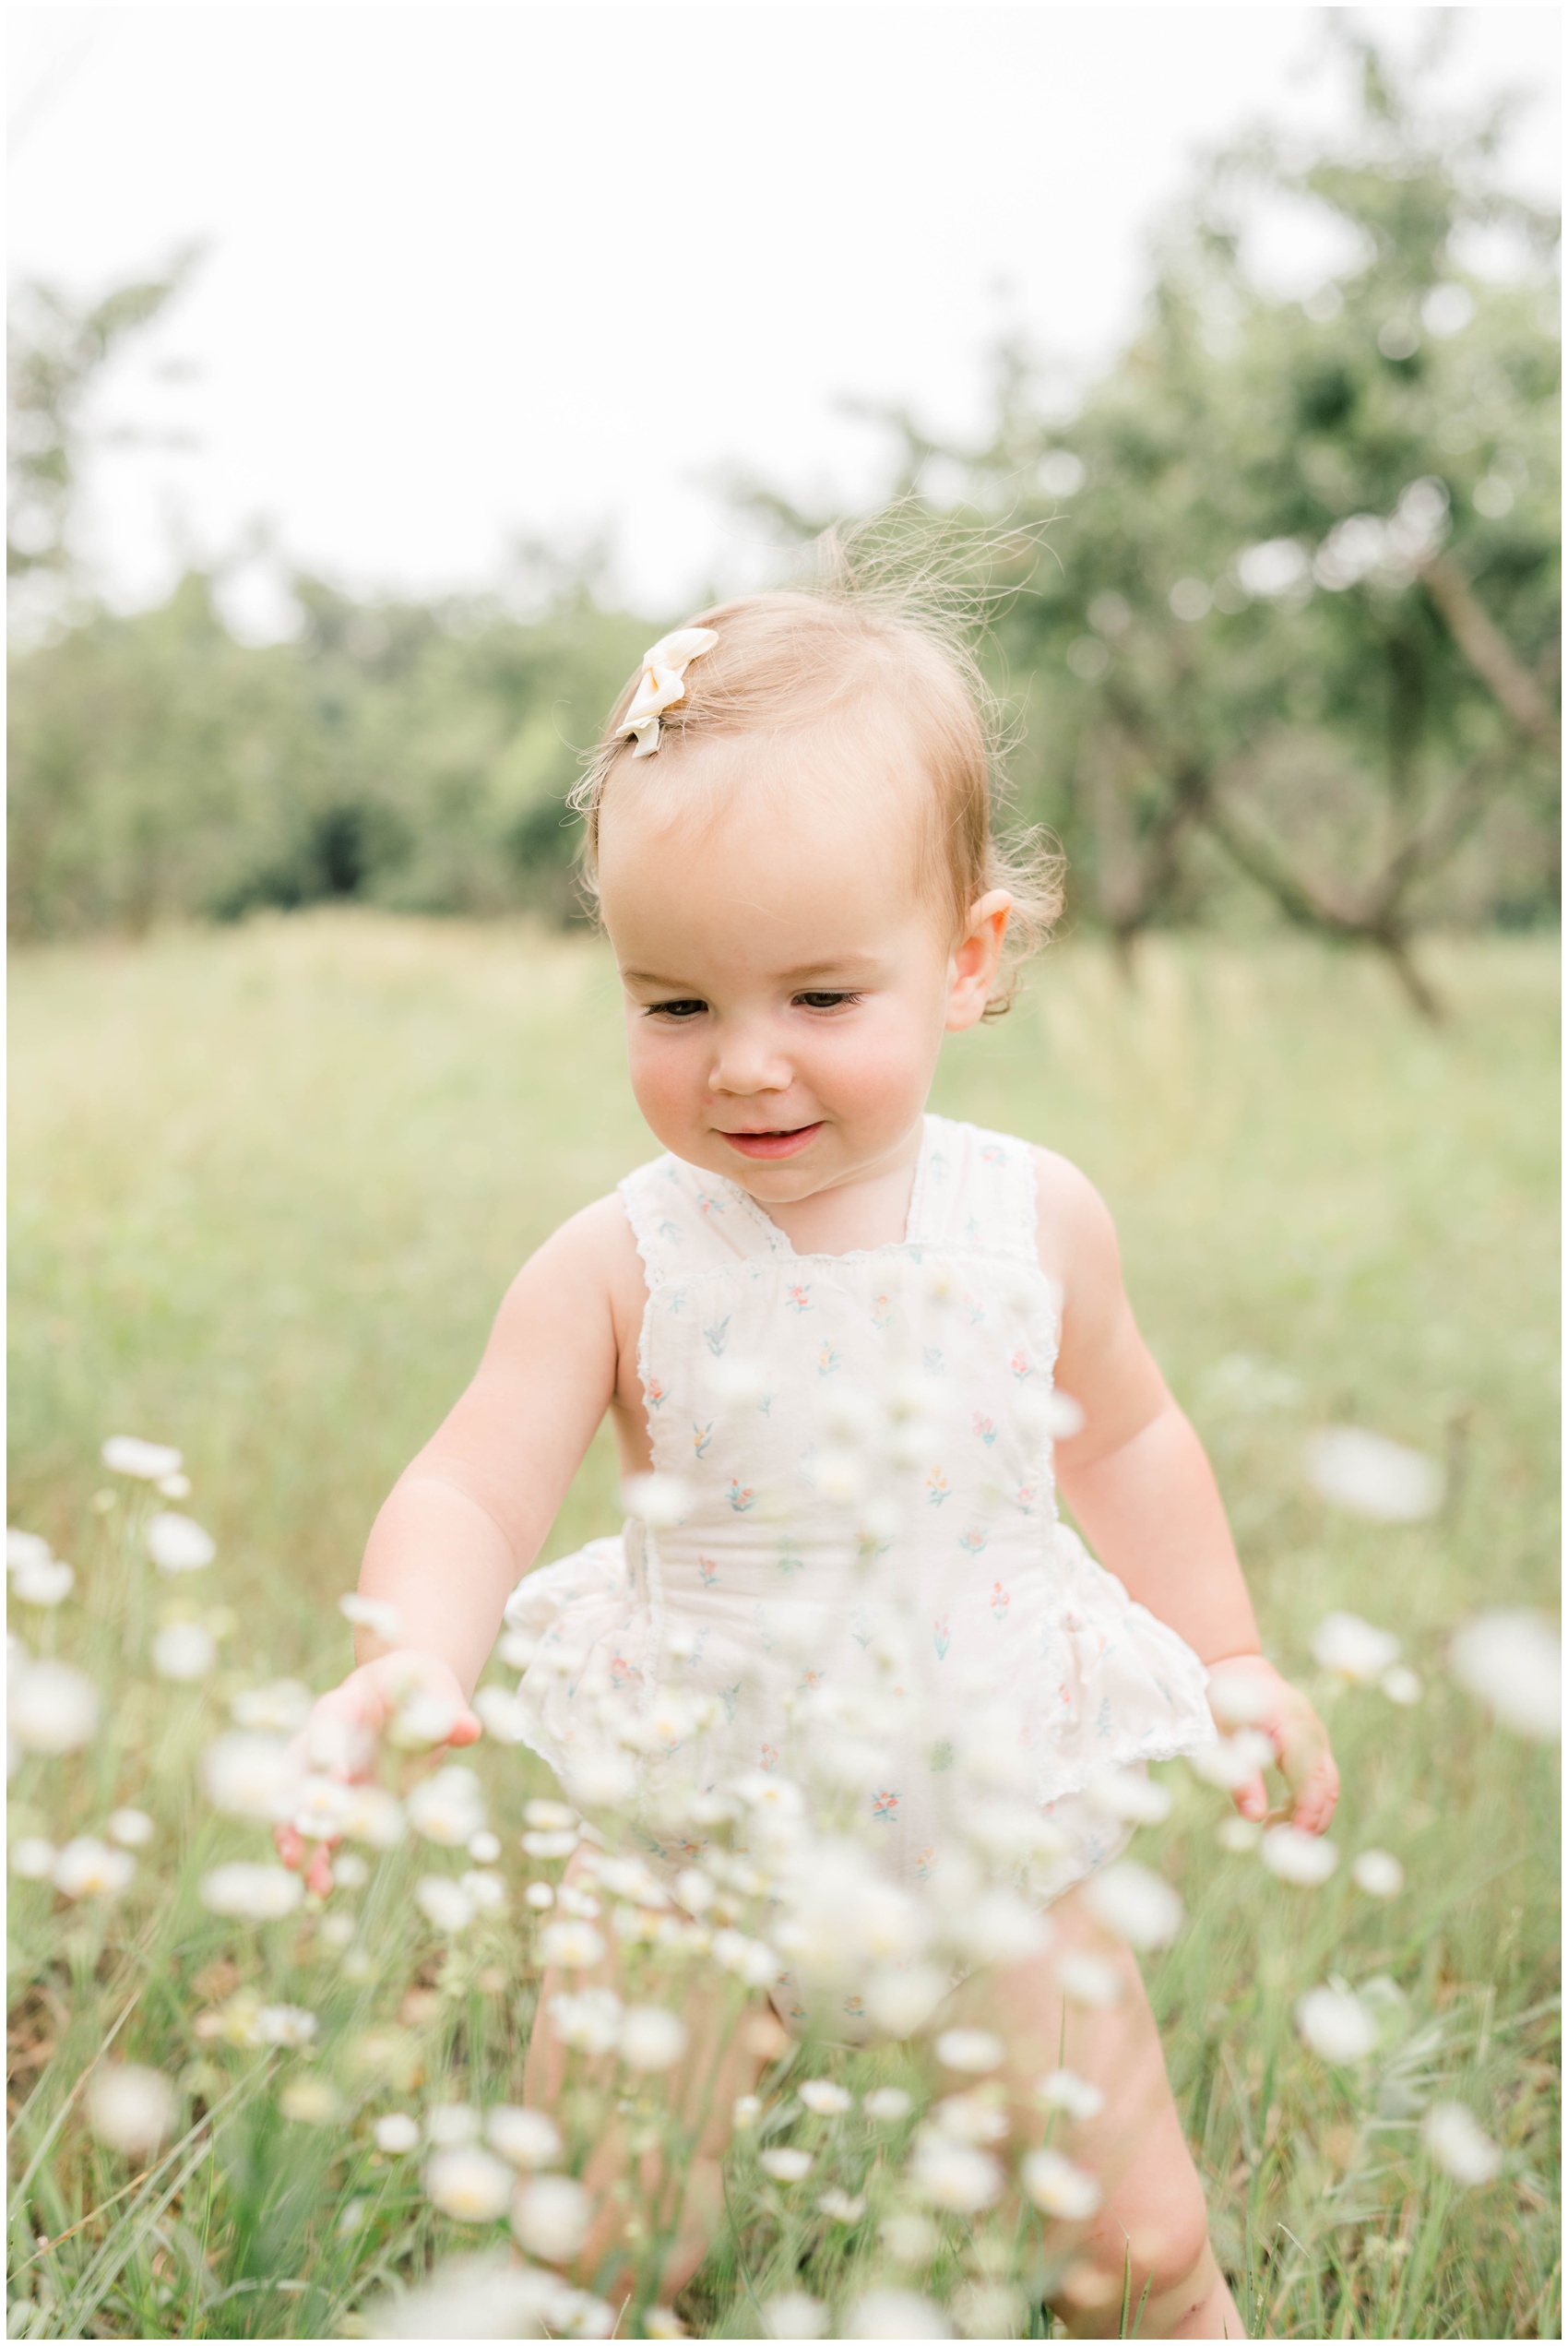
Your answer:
(521, 1858), (769, 2311)
(939, 1884), (1245, 2340)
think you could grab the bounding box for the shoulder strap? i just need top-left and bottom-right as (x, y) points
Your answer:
(618, 1155), (786, 1286)
(914, 1115), (1038, 1262)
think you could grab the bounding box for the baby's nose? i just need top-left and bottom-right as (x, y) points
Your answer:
(708, 1023), (791, 1095)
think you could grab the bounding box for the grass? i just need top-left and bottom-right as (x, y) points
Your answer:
(6, 911), (1561, 2339)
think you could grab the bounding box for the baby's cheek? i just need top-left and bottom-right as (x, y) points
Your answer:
(624, 1032), (703, 1154)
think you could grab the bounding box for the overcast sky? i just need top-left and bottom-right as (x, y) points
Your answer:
(9, 5), (1561, 634)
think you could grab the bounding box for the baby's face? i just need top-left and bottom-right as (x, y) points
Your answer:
(597, 736), (994, 1205)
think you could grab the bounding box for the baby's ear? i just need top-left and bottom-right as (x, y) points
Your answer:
(945, 891), (1012, 1030)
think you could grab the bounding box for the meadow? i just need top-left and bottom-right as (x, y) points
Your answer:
(6, 913), (1561, 2340)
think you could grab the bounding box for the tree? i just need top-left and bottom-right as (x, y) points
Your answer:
(968, 25), (1561, 1008)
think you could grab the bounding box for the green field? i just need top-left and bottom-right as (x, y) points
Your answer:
(6, 916), (1561, 2339)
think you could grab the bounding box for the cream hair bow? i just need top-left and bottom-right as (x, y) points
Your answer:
(620, 627), (719, 757)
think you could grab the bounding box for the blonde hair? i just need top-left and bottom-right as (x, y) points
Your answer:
(571, 541), (1063, 1018)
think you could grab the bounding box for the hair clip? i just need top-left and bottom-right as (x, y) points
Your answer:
(620, 627), (719, 757)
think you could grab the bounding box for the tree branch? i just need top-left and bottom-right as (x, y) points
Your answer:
(1419, 554), (1562, 756)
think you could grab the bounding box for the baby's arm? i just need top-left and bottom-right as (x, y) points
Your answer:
(280, 1198), (639, 1871)
(1037, 1149), (1338, 1833)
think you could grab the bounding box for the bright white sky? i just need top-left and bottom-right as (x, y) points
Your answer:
(8, 4), (1561, 634)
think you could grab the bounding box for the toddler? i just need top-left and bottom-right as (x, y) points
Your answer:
(286, 584), (1337, 2338)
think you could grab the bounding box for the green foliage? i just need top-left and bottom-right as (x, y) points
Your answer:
(6, 920), (1560, 2338)
(7, 573), (648, 937)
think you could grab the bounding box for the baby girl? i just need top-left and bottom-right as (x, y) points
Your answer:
(287, 583), (1337, 2337)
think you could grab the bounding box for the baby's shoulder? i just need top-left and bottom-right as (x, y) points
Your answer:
(1024, 1143), (1123, 1292)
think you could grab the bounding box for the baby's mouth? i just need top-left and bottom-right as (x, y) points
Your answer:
(718, 1123), (824, 1161)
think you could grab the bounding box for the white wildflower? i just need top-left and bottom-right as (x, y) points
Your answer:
(946, 1888), (1049, 1966)
(1304, 1429), (1442, 1521)
(1381, 1664), (1423, 1707)
(408, 1767), (485, 1846)
(1295, 1985), (1377, 2063)
(200, 1861), (304, 1920)
(1351, 1850), (1405, 1899)
(1216, 1816), (1262, 1852)
(910, 2132), (1002, 2211)
(1057, 1952), (1123, 2007)
(230, 1679), (313, 1733)
(390, 1688), (464, 1750)
(460, 1869), (506, 1914)
(932, 2093), (1008, 2146)
(522, 1828), (578, 1860)
(87, 2065), (176, 2155)
(341, 1784), (405, 1849)
(880, 2211), (937, 2264)
(10, 1837), (56, 1879)
(201, 1732), (300, 1822)
(465, 1829), (501, 1864)
(563, 1749), (637, 1805)
(473, 1685), (530, 1744)
(107, 1808), (155, 1848)
(732, 2094), (762, 2129)
(497, 1627), (538, 1670)
(11, 1660), (99, 1755)
(279, 2077), (343, 2125)
(1189, 1729), (1274, 1791)
(524, 1881), (554, 1911)
(374, 2113), (421, 2154)
(1262, 1825), (1338, 1887)
(424, 2145), (514, 2223)
(934, 2028), (1004, 2075)
(1450, 1612), (1562, 1742)
(253, 2005), (318, 2048)
(146, 1512), (216, 1573)
(863, 2086), (913, 2122)
(797, 2078), (852, 2116)
(1036, 2068), (1106, 2121)
(339, 1591), (402, 1639)
(711, 1928), (779, 1987)
(1085, 1861), (1183, 1948)
(416, 1876), (476, 1933)
(759, 2147), (814, 2185)
(333, 1850), (370, 1888)
(817, 2188), (866, 2223)
(426, 2104), (481, 2146)
(619, 2007), (688, 2072)
(1311, 1611), (1401, 1685)
(1206, 1672), (1272, 1728)
(485, 2106), (562, 2168)
(952, 2282), (1026, 2340)
(101, 1436), (183, 1482)
(540, 1919), (605, 1971)
(1085, 1766), (1172, 1825)
(847, 2287), (951, 2339)
(152, 1621), (217, 1681)
(549, 1988), (623, 2054)
(858, 1960), (942, 2036)
(6, 1530), (53, 1572)
(54, 1838), (136, 1899)
(1422, 2101), (1502, 2185)
(13, 1559), (74, 1606)
(1021, 2145), (1102, 2220)
(763, 2292), (828, 2338)
(157, 1471), (192, 1500)
(512, 2173), (593, 2261)
(621, 1473), (693, 1529)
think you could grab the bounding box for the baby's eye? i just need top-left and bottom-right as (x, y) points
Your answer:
(647, 998), (707, 1020)
(794, 991), (862, 1012)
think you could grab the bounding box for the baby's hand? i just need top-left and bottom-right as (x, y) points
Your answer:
(1206, 1652), (1338, 1834)
(274, 1651), (481, 1894)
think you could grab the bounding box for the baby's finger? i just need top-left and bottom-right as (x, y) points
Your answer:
(1233, 1771), (1268, 1822)
(446, 1709), (482, 1748)
(275, 1822), (305, 1872)
(1290, 1752), (1340, 1834)
(305, 1842), (335, 1897)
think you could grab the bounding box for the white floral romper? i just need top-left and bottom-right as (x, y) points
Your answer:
(506, 1114), (1216, 1941)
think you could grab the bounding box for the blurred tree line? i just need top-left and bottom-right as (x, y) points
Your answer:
(8, 33), (1560, 1002)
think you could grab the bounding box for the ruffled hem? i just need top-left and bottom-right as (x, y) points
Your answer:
(1030, 1523), (1218, 1804)
(503, 1523), (1218, 1806)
